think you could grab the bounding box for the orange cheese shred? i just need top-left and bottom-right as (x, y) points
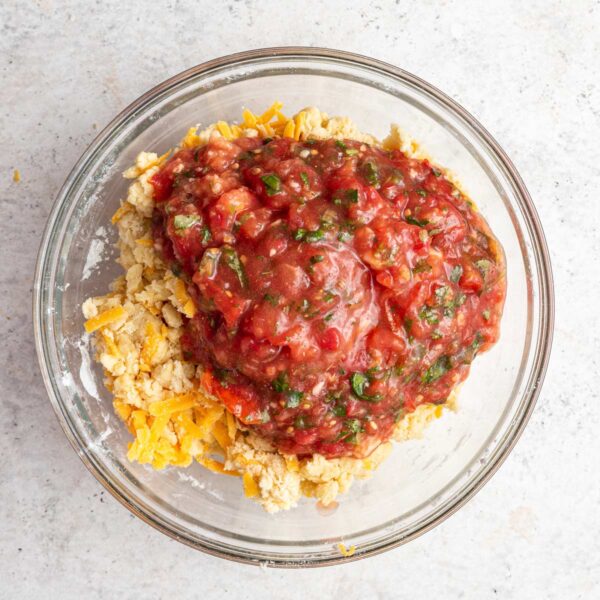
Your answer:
(149, 393), (197, 417)
(242, 472), (260, 497)
(84, 305), (126, 333)
(197, 456), (239, 476)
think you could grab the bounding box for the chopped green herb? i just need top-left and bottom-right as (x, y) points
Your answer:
(263, 293), (279, 306)
(323, 290), (336, 302)
(310, 254), (324, 264)
(471, 331), (484, 353)
(173, 214), (199, 230)
(200, 226), (212, 244)
(416, 189), (427, 197)
(335, 140), (347, 151)
(350, 372), (368, 396)
(324, 312), (334, 322)
(272, 371), (289, 393)
(419, 305), (439, 325)
(344, 418), (362, 436)
(305, 229), (325, 243)
(431, 329), (443, 340)
(435, 285), (450, 305)
(261, 174), (281, 195)
(262, 137), (273, 144)
(294, 414), (311, 429)
(405, 215), (429, 227)
(419, 229), (429, 242)
(214, 367), (231, 387)
(412, 260), (432, 274)
(363, 160), (380, 186)
(482, 309), (491, 321)
(222, 246), (247, 287)
(432, 168), (442, 177)
(332, 404), (346, 417)
(475, 259), (492, 278)
(345, 148), (359, 156)
(285, 390), (304, 408)
(347, 419), (362, 432)
(346, 189), (359, 203)
(349, 372), (383, 402)
(442, 290), (466, 317)
(404, 318), (413, 333)
(450, 265), (463, 283)
(293, 228), (307, 241)
(336, 418), (362, 443)
(422, 355), (452, 384)
(365, 366), (381, 378)
(300, 171), (309, 187)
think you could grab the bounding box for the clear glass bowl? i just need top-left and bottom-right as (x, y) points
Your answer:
(33, 48), (553, 566)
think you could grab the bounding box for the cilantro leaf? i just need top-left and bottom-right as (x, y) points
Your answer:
(422, 355), (452, 384)
(261, 174), (281, 195)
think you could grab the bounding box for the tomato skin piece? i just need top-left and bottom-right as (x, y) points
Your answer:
(201, 370), (263, 424)
(319, 327), (341, 351)
(150, 169), (174, 202)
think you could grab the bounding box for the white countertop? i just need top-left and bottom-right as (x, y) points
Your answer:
(1, 1), (599, 598)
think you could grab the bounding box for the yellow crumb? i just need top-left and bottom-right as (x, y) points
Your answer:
(12, 169), (21, 183)
(337, 543), (356, 557)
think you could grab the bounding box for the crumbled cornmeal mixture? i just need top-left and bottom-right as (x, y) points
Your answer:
(83, 104), (453, 512)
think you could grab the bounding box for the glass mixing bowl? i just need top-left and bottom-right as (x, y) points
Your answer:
(33, 48), (553, 566)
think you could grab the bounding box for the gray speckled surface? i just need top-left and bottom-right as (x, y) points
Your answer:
(1, 1), (599, 598)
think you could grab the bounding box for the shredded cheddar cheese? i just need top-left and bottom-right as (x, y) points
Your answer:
(13, 169), (21, 183)
(243, 472), (260, 497)
(283, 119), (295, 139)
(242, 108), (258, 128)
(181, 126), (201, 149)
(84, 305), (126, 333)
(198, 456), (239, 476)
(258, 101), (283, 124)
(111, 202), (132, 224)
(174, 278), (196, 318)
(216, 121), (234, 140)
(148, 393), (197, 417)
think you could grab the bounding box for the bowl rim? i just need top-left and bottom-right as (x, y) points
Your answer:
(33, 46), (554, 567)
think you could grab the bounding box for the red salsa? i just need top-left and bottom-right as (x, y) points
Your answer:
(150, 134), (505, 459)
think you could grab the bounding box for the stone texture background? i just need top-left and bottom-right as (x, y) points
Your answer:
(1, 1), (599, 598)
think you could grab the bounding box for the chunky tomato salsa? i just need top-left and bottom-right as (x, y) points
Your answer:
(150, 134), (505, 459)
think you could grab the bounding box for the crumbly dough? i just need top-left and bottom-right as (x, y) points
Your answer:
(83, 106), (454, 512)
